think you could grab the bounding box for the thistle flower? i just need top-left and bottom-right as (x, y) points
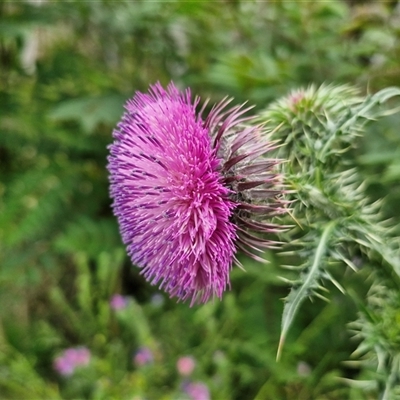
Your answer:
(110, 294), (128, 311)
(53, 347), (91, 377)
(183, 381), (210, 400)
(134, 347), (153, 367)
(177, 355), (196, 376)
(108, 82), (287, 305)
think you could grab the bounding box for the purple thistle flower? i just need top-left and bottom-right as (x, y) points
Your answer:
(183, 381), (210, 400)
(110, 293), (128, 310)
(53, 347), (91, 376)
(53, 355), (75, 376)
(108, 82), (287, 305)
(177, 355), (196, 376)
(134, 347), (153, 367)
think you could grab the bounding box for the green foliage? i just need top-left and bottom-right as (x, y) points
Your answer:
(347, 280), (400, 399)
(259, 85), (400, 379)
(1, 1), (400, 399)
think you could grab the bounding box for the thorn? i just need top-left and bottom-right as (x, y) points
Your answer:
(312, 291), (329, 302)
(276, 334), (285, 362)
(280, 264), (299, 270)
(277, 276), (297, 284)
(287, 209), (303, 230)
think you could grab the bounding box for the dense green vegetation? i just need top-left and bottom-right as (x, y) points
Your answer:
(1, 1), (400, 399)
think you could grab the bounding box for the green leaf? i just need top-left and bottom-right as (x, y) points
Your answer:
(381, 353), (400, 400)
(48, 94), (126, 133)
(372, 87), (400, 108)
(277, 221), (336, 360)
(55, 216), (122, 259)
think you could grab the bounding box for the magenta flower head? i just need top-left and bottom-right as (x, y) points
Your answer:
(134, 346), (153, 367)
(108, 82), (287, 305)
(177, 355), (196, 376)
(53, 347), (91, 377)
(110, 294), (128, 311)
(183, 381), (210, 400)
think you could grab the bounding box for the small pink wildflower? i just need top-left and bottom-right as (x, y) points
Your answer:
(177, 356), (196, 376)
(134, 347), (153, 367)
(53, 347), (91, 376)
(184, 381), (210, 400)
(110, 294), (128, 310)
(53, 356), (75, 376)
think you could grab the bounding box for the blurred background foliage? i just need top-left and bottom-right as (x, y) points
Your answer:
(1, 0), (400, 399)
